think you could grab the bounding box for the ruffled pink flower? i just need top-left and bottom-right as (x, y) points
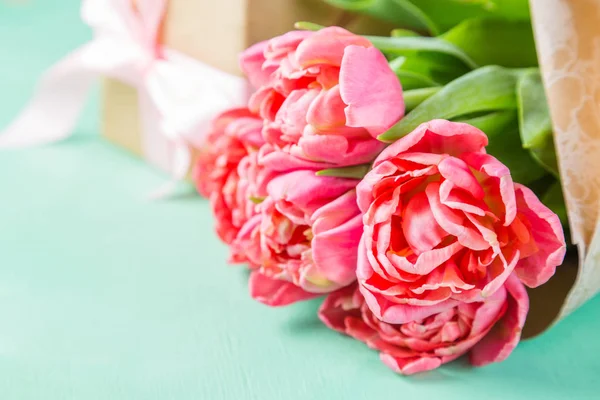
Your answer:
(356, 120), (566, 323)
(239, 27), (403, 169)
(193, 108), (269, 249)
(319, 274), (529, 375)
(241, 170), (363, 306)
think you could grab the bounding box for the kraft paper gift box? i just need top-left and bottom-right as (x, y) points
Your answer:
(524, 0), (600, 337)
(102, 0), (394, 175)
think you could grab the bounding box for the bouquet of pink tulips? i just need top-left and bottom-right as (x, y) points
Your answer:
(193, 2), (570, 375)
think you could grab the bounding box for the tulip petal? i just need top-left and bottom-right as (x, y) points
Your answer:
(340, 45), (405, 137)
(374, 120), (489, 168)
(297, 132), (385, 165)
(260, 144), (334, 172)
(462, 152), (516, 226)
(512, 184), (566, 288)
(239, 40), (273, 88)
(267, 170), (358, 217)
(402, 191), (448, 253)
(470, 274), (529, 366)
(318, 285), (360, 332)
(306, 85), (348, 131)
(380, 353), (442, 375)
(360, 283), (458, 324)
(275, 88), (318, 141)
(249, 271), (320, 306)
(438, 156), (485, 199)
(312, 197), (362, 285)
(295, 26), (372, 68)
(426, 182), (490, 251)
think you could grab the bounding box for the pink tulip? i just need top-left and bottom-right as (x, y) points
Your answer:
(239, 26), (403, 169)
(356, 119), (566, 323)
(319, 274), (528, 375)
(193, 109), (270, 258)
(240, 170), (363, 306)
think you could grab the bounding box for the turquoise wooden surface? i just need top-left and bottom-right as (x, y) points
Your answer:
(1, 2), (599, 399)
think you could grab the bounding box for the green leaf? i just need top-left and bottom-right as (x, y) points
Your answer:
(441, 18), (537, 67)
(530, 138), (560, 178)
(316, 164), (371, 179)
(391, 29), (421, 37)
(392, 52), (470, 88)
(325, 0), (531, 34)
(395, 70), (440, 90)
(456, 110), (547, 184)
(379, 66), (519, 142)
(542, 181), (569, 225)
(516, 70), (559, 177)
(389, 56), (441, 89)
(483, 118), (548, 185)
(455, 110), (516, 134)
(517, 70), (553, 149)
(411, 0), (531, 33)
(404, 87), (441, 112)
(323, 0), (440, 35)
(367, 35), (478, 69)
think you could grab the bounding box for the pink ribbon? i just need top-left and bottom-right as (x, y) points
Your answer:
(0, 0), (250, 186)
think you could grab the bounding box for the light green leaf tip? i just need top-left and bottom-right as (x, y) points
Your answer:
(294, 21), (325, 31)
(249, 196), (266, 205)
(316, 164), (371, 179)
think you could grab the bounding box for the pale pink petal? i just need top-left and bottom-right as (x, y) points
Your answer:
(439, 180), (487, 216)
(318, 285), (359, 332)
(438, 156), (485, 199)
(374, 120), (488, 168)
(297, 133), (384, 165)
(356, 160), (400, 213)
(426, 182), (490, 251)
(359, 282), (459, 324)
(470, 285), (507, 335)
(249, 86), (284, 120)
(230, 215), (262, 266)
(249, 271), (320, 306)
(461, 152), (516, 225)
(481, 247), (520, 298)
(295, 26), (372, 68)
(388, 240), (463, 276)
(512, 184), (566, 288)
(380, 353), (442, 375)
(259, 144), (334, 172)
(312, 204), (362, 286)
(264, 30), (311, 68)
(410, 260), (475, 294)
(239, 40), (273, 88)
(340, 45), (404, 137)
(470, 274), (529, 366)
(306, 85), (348, 131)
(267, 170), (358, 216)
(275, 88), (318, 140)
(356, 234), (376, 282)
(402, 191), (448, 253)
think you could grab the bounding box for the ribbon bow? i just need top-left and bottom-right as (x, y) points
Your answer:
(0, 0), (250, 187)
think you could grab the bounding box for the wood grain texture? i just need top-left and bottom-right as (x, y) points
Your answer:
(1, 2), (600, 400)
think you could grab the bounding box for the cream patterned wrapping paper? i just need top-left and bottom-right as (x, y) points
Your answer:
(528, 0), (600, 334)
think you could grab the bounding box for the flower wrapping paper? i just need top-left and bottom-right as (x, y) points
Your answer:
(524, 0), (600, 337)
(104, 0), (395, 175)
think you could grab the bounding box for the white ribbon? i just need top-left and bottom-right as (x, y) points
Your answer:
(0, 0), (250, 189)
